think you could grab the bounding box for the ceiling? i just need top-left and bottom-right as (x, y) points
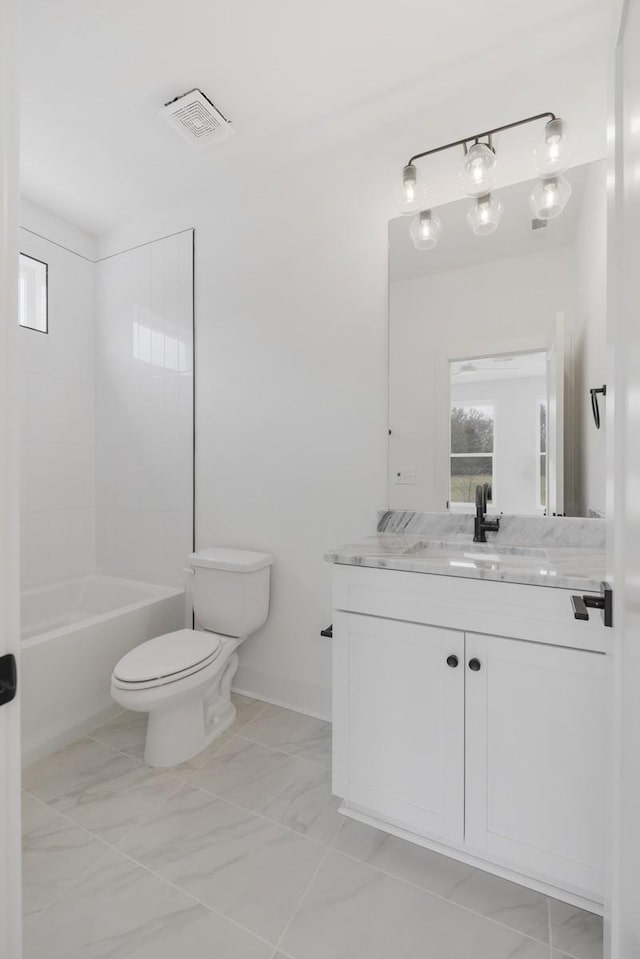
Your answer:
(389, 162), (595, 282)
(20, 0), (611, 235)
(451, 351), (547, 384)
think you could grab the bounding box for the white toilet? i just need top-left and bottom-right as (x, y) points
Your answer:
(111, 547), (273, 768)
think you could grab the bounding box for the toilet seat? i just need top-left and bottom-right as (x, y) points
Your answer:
(112, 629), (223, 690)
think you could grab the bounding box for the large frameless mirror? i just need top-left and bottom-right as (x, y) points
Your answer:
(388, 160), (607, 517)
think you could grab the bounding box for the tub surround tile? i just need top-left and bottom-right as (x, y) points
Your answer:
(549, 899), (604, 959)
(118, 784), (325, 944)
(21, 793), (108, 921)
(280, 850), (550, 959)
(23, 737), (181, 843)
(191, 736), (342, 844)
(23, 846), (272, 959)
(242, 705), (332, 768)
(333, 819), (549, 943)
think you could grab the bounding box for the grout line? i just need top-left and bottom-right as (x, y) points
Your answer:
(24, 708), (588, 955)
(271, 841), (333, 956)
(233, 731), (332, 772)
(322, 843), (555, 950)
(111, 779), (187, 847)
(25, 767), (555, 955)
(109, 842), (279, 951)
(171, 772), (339, 852)
(23, 790), (278, 951)
(21, 792), (120, 925)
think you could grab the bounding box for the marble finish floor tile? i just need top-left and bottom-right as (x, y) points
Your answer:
(118, 783), (325, 944)
(22, 793), (108, 921)
(280, 850), (550, 959)
(23, 737), (180, 843)
(334, 818), (549, 943)
(90, 710), (148, 759)
(23, 847), (272, 959)
(549, 898), (604, 959)
(333, 817), (475, 896)
(243, 705), (332, 767)
(89, 694), (266, 765)
(192, 736), (342, 844)
(446, 865), (550, 943)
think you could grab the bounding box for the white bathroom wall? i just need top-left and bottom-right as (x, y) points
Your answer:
(574, 161), (608, 516)
(18, 215), (96, 587)
(389, 246), (577, 512)
(94, 231), (194, 587)
(93, 46), (607, 719)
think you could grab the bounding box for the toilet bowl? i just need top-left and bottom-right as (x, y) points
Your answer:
(110, 547), (272, 768)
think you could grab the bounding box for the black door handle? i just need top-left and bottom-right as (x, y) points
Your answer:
(446, 654), (459, 668)
(468, 658), (481, 672)
(0, 654), (17, 706)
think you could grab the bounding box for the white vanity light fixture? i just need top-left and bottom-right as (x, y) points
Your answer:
(467, 192), (504, 235)
(398, 111), (569, 245)
(395, 163), (428, 215)
(409, 209), (443, 249)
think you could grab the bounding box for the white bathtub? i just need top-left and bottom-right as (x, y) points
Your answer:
(21, 575), (186, 765)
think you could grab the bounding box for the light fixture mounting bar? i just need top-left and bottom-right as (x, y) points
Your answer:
(407, 112), (556, 166)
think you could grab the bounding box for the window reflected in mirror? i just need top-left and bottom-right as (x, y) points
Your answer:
(449, 351), (547, 514)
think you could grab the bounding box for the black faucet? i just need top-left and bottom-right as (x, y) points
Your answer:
(473, 483), (500, 543)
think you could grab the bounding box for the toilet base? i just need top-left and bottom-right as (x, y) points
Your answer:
(142, 648), (240, 768)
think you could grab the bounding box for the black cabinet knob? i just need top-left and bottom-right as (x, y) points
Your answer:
(446, 654), (459, 668)
(468, 658), (481, 672)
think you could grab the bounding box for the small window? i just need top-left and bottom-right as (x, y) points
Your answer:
(18, 253), (48, 333)
(450, 402), (495, 508)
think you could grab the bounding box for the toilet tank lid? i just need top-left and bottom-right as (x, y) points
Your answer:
(188, 547), (273, 572)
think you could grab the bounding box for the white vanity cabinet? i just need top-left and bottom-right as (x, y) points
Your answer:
(333, 612), (465, 844)
(331, 564), (610, 909)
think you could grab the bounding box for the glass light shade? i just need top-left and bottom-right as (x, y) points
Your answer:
(461, 142), (497, 197)
(529, 175), (572, 220)
(466, 193), (503, 236)
(394, 163), (428, 215)
(533, 118), (570, 176)
(409, 209), (442, 250)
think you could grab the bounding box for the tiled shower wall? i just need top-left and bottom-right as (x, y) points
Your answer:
(19, 229), (96, 587)
(94, 231), (194, 586)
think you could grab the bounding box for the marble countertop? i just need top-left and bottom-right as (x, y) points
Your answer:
(325, 533), (606, 591)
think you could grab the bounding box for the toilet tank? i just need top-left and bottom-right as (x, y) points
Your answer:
(186, 548), (273, 639)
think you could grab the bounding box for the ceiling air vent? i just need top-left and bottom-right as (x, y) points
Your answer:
(162, 89), (235, 148)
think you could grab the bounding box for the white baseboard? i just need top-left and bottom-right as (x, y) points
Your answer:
(233, 664), (331, 722)
(231, 685), (331, 724)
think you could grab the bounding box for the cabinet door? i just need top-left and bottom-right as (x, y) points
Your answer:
(465, 633), (609, 899)
(333, 611), (464, 844)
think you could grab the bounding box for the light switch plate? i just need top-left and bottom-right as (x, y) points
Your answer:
(394, 469), (416, 485)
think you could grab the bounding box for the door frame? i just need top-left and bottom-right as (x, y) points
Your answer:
(607, 1), (640, 957)
(0, 0), (23, 954)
